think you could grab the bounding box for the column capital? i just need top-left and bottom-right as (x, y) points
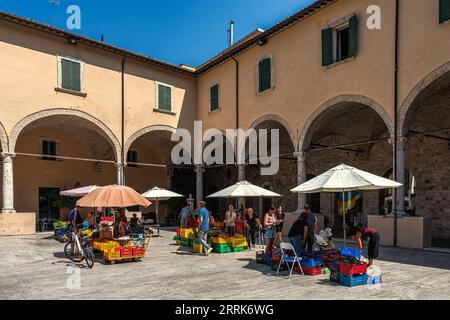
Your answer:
(1, 153), (16, 161)
(398, 136), (408, 149)
(194, 165), (205, 174)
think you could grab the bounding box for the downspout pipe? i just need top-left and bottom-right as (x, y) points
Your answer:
(231, 56), (239, 130)
(121, 55), (126, 185)
(393, 0), (399, 247)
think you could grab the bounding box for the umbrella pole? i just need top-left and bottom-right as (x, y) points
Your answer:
(156, 198), (159, 226)
(342, 190), (346, 247)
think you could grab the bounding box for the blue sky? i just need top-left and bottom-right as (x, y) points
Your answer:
(0, 0), (316, 66)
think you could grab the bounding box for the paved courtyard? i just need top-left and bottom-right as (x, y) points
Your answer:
(0, 229), (449, 300)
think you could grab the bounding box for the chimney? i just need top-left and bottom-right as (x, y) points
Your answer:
(227, 21), (234, 47)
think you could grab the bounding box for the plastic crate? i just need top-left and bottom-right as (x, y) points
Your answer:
(180, 228), (194, 238)
(230, 236), (247, 248)
(104, 249), (120, 260)
(193, 243), (203, 253)
(120, 247), (133, 257)
(339, 273), (368, 287)
(232, 246), (246, 252)
(296, 266), (322, 276)
(132, 246), (145, 257)
(300, 257), (323, 268)
(340, 247), (362, 259)
(212, 236), (232, 244)
(256, 251), (266, 264)
(176, 228), (181, 236)
(173, 235), (180, 241)
(213, 243), (231, 254)
(340, 262), (368, 275)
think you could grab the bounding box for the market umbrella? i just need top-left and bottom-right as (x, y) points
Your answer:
(207, 181), (282, 233)
(290, 164), (402, 245)
(60, 185), (99, 197)
(77, 185), (151, 208)
(141, 187), (184, 225)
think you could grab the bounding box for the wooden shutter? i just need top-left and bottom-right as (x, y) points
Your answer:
(259, 58), (271, 92)
(322, 28), (333, 66)
(158, 84), (172, 111)
(348, 15), (358, 58)
(61, 59), (81, 91)
(210, 84), (219, 111)
(440, 0), (450, 23)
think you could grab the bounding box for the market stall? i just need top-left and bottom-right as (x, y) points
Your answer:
(76, 185), (152, 264)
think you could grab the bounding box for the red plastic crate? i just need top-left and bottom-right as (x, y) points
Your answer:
(296, 266), (322, 276)
(339, 261), (368, 275)
(120, 247), (133, 257)
(132, 246), (145, 256)
(176, 228), (181, 237)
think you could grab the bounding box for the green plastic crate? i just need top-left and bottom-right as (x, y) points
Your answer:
(213, 243), (231, 254)
(231, 246), (246, 252)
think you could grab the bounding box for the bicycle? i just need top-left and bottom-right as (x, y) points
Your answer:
(64, 228), (95, 269)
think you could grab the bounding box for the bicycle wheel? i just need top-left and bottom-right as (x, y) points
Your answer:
(84, 247), (95, 269)
(64, 242), (83, 263)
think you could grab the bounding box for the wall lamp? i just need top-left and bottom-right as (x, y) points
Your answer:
(257, 37), (268, 46)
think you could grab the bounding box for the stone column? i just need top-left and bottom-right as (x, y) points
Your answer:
(396, 137), (408, 215)
(116, 163), (124, 185)
(195, 165), (205, 202)
(2, 153), (16, 213)
(295, 151), (307, 212)
(237, 164), (245, 181)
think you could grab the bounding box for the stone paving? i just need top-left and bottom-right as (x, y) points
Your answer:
(0, 229), (449, 300)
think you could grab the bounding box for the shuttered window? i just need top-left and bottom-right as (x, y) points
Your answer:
(210, 84), (219, 111)
(440, 0), (450, 23)
(258, 58), (272, 92)
(322, 15), (358, 67)
(322, 28), (333, 66)
(42, 140), (57, 161)
(348, 15), (358, 57)
(61, 58), (81, 92)
(158, 83), (172, 111)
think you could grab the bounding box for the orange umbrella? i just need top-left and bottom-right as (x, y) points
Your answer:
(76, 185), (151, 208)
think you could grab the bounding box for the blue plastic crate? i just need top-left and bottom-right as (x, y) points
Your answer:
(340, 247), (362, 259)
(300, 257), (323, 267)
(339, 273), (368, 287)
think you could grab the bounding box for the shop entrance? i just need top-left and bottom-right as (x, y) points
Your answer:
(38, 187), (60, 231)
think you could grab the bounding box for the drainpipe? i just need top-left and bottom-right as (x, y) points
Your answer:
(393, 0), (400, 247)
(231, 56), (245, 183)
(120, 55), (126, 185)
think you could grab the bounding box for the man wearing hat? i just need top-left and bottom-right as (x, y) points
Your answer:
(303, 204), (317, 254)
(197, 201), (213, 256)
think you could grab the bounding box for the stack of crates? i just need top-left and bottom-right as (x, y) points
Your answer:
(299, 256), (323, 275)
(339, 247), (370, 287)
(230, 236), (247, 252)
(212, 236), (232, 254)
(179, 228), (194, 247)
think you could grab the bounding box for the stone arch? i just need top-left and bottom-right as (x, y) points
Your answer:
(298, 95), (394, 151)
(124, 124), (177, 158)
(248, 114), (298, 152)
(399, 61), (450, 135)
(9, 108), (121, 161)
(0, 121), (8, 152)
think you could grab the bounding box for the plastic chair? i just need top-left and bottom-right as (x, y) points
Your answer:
(277, 242), (304, 278)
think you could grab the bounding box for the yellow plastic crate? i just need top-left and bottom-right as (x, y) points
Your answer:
(104, 249), (120, 260)
(99, 241), (119, 252)
(212, 236), (232, 244)
(180, 228), (193, 238)
(82, 230), (93, 237)
(193, 243), (203, 253)
(230, 236), (247, 248)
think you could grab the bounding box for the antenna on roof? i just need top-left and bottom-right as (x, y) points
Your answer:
(227, 21), (234, 47)
(101, 34), (105, 43)
(48, 0), (61, 26)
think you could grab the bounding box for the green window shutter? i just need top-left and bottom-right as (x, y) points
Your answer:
(349, 15), (358, 58)
(259, 58), (271, 92)
(210, 84), (219, 111)
(158, 84), (172, 111)
(440, 0), (450, 23)
(321, 27), (333, 66)
(61, 59), (81, 92)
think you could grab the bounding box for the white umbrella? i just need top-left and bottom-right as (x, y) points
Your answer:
(141, 187), (184, 225)
(291, 164), (402, 245)
(207, 180), (282, 198)
(60, 185), (99, 197)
